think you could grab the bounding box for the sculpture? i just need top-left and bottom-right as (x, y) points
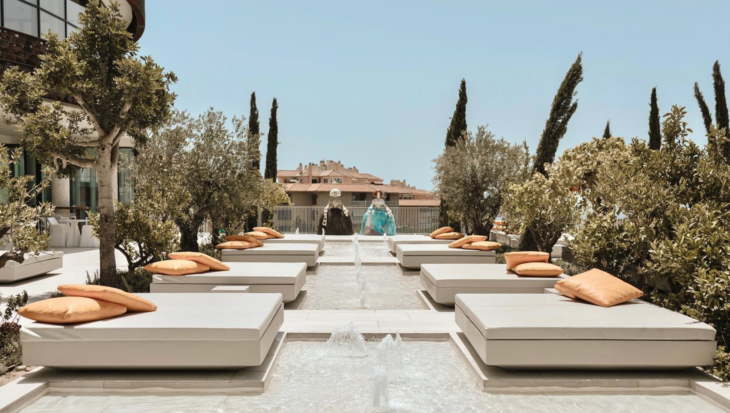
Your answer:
(361, 190), (396, 236)
(317, 188), (354, 235)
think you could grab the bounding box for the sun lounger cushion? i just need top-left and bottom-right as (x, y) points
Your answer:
(254, 227), (285, 238)
(434, 232), (464, 240)
(430, 226), (453, 238)
(19, 297), (127, 324)
(398, 244), (496, 269)
(168, 252), (230, 271)
(21, 293), (284, 368)
(455, 293), (717, 368)
(144, 260), (209, 275)
(449, 235), (488, 248)
(224, 235), (263, 245)
(58, 284), (157, 312)
(217, 241), (261, 250)
(462, 241), (501, 251)
(555, 269), (643, 307)
(513, 262), (564, 277)
(246, 231), (274, 240)
(504, 251), (549, 270)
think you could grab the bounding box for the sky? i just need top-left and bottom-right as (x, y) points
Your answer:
(139, 1), (730, 190)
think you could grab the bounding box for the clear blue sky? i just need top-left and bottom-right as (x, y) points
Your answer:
(139, 1), (730, 190)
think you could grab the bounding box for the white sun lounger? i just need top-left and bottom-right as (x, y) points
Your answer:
(263, 234), (325, 252)
(396, 244), (496, 269)
(150, 262), (306, 302)
(421, 264), (566, 305)
(386, 235), (451, 254)
(455, 293), (717, 369)
(0, 251), (63, 284)
(221, 243), (319, 267)
(20, 293), (284, 369)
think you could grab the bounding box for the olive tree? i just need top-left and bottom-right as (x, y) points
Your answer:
(433, 126), (530, 235)
(0, 2), (176, 286)
(0, 147), (53, 269)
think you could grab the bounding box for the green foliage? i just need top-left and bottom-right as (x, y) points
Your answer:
(248, 92), (261, 172)
(0, 1), (176, 286)
(0, 291), (28, 371)
(563, 107), (730, 378)
(713, 61), (729, 161)
(648, 87), (661, 150)
(85, 268), (152, 293)
(445, 79), (468, 147)
(264, 98), (279, 180)
(694, 82), (714, 135)
(434, 126), (531, 235)
(0, 146), (52, 269)
(602, 120), (611, 139)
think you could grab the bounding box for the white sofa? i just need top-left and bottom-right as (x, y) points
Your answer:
(455, 293), (717, 369)
(150, 262), (306, 302)
(0, 252), (63, 284)
(221, 243), (319, 267)
(386, 235), (451, 254)
(21, 293), (284, 369)
(396, 244), (496, 269)
(421, 264), (565, 305)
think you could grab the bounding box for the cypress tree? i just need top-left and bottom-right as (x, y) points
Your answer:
(520, 53), (583, 252)
(264, 98), (279, 181)
(531, 54), (583, 176)
(445, 79), (468, 147)
(602, 120), (611, 139)
(440, 79), (468, 230)
(248, 92), (261, 171)
(713, 61), (730, 162)
(648, 88), (661, 150)
(694, 82), (713, 135)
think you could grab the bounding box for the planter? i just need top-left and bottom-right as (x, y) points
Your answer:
(0, 252), (64, 283)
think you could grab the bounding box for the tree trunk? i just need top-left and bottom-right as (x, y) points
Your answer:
(179, 223), (200, 252)
(97, 161), (119, 287)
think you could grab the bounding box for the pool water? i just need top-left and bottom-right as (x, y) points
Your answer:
(302, 265), (425, 310)
(324, 241), (391, 257)
(22, 340), (725, 413)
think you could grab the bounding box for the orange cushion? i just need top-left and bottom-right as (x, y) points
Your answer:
(449, 235), (488, 248)
(19, 297), (127, 324)
(224, 235), (263, 246)
(461, 241), (502, 251)
(57, 284), (157, 312)
(216, 241), (261, 250)
(504, 251), (550, 271)
(434, 232), (464, 240)
(513, 262), (564, 277)
(246, 231), (274, 240)
(168, 252), (230, 271)
(430, 226), (453, 239)
(253, 227), (284, 239)
(554, 269), (643, 307)
(143, 260), (209, 275)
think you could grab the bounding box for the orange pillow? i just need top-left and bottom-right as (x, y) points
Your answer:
(19, 297), (127, 324)
(449, 235), (488, 248)
(57, 284), (157, 312)
(143, 260), (209, 275)
(224, 235), (263, 246)
(430, 226), (453, 239)
(434, 232), (464, 240)
(513, 262), (564, 277)
(246, 231), (274, 240)
(216, 241), (261, 250)
(504, 251), (550, 271)
(462, 241), (502, 251)
(253, 227), (284, 239)
(555, 269), (643, 307)
(168, 252), (230, 271)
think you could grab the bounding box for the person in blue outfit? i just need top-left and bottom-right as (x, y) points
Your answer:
(361, 190), (396, 236)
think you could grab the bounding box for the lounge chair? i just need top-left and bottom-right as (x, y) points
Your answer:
(263, 234), (325, 252)
(21, 293), (284, 369)
(396, 244), (496, 269)
(0, 252), (63, 284)
(455, 293), (717, 369)
(221, 243), (319, 267)
(421, 264), (565, 305)
(386, 235), (451, 254)
(150, 262), (306, 302)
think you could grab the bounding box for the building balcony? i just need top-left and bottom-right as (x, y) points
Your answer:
(0, 27), (46, 76)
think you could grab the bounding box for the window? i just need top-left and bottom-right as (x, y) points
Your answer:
(117, 148), (134, 204)
(331, 178), (343, 184)
(323, 179), (328, 184)
(352, 193), (367, 201)
(70, 147), (133, 217)
(0, 144), (51, 205)
(2, 0), (87, 39)
(311, 179), (318, 184)
(311, 194), (318, 205)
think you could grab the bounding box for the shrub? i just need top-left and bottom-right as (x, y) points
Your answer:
(0, 291), (28, 372)
(85, 268), (153, 293)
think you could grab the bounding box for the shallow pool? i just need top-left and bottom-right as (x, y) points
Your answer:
(302, 265), (425, 310)
(22, 340), (724, 413)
